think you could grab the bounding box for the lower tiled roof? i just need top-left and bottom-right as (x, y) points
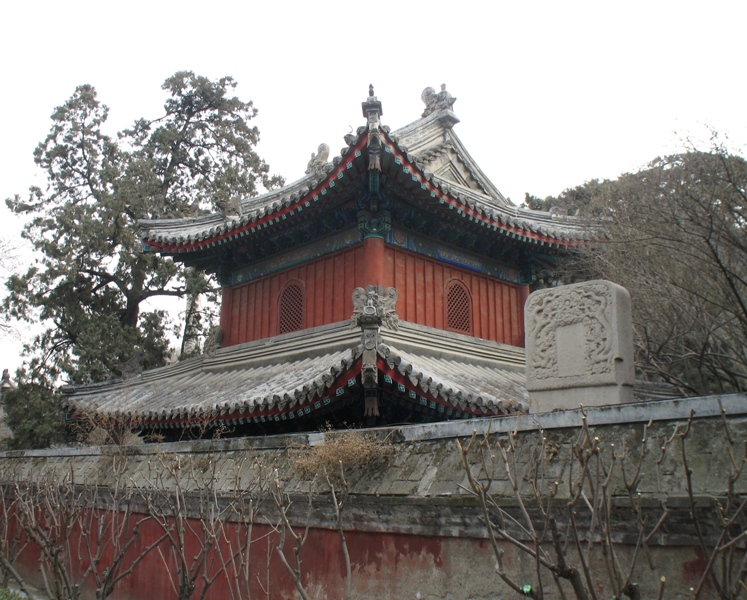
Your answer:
(378, 344), (527, 414)
(62, 347), (360, 425)
(61, 323), (529, 427)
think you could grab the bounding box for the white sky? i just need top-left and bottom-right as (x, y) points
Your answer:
(1, 0), (745, 376)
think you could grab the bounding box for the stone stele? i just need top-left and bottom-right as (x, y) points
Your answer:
(524, 280), (634, 412)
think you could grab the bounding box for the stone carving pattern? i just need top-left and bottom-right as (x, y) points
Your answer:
(305, 143), (330, 175)
(351, 286), (399, 331)
(526, 283), (614, 380)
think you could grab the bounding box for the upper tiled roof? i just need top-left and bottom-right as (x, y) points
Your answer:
(61, 322), (529, 429)
(389, 108), (507, 203)
(139, 97), (597, 257)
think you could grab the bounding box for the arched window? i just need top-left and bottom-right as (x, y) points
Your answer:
(278, 283), (304, 334)
(445, 280), (472, 334)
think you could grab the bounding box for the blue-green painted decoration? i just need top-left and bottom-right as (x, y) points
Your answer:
(228, 229), (361, 286)
(387, 228), (524, 284)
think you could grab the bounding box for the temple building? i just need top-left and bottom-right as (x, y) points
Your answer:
(61, 86), (591, 440)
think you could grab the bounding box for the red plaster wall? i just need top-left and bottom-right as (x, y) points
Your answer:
(6, 513), (711, 600)
(221, 243), (527, 347)
(6, 512), (467, 600)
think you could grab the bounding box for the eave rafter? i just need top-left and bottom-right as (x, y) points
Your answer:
(377, 360), (508, 419)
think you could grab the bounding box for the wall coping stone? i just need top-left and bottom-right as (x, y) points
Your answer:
(1, 393), (743, 459)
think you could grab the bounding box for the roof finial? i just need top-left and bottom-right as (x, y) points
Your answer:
(361, 84), (383, 118)
(361, 84), (384, 171)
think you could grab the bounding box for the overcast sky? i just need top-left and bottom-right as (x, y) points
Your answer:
(1, 0), (745, 376)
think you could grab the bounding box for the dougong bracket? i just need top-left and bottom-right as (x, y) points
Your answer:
(357, 211), (391, 239)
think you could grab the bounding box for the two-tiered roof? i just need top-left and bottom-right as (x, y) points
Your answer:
(63, 86), (589, 439)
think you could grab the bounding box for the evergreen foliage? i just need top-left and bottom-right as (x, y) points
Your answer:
(2, 381), (71, 449)
(4, 72), (282, 387)
(2, 72), (281, 448)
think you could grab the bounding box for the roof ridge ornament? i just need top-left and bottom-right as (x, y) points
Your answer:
(116, 346), (143, 381)
(351, 285), (399, 421)
(362, 84), (383, 172)
(421, 84), (457, 118)
(305, 143), (330, 176)
(350, 285), (399, 332)
(215, 195), (243, 221)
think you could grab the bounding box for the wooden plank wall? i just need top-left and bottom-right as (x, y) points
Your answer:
(385, 246), (525, 347)
(221, 244), (526, 347)
(221, 245), (366, 347)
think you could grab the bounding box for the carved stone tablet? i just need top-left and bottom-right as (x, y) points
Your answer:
(524, 280), (634, 411)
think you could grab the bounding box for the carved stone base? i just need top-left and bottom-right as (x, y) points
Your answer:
(527, 384), (634, 413)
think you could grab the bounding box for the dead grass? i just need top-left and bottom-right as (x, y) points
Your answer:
(291, 429), (394, 483)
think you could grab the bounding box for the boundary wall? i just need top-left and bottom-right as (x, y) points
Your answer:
(1, 394), (745, 599)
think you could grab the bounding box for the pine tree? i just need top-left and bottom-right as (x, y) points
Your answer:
(4, 72), (282, 387)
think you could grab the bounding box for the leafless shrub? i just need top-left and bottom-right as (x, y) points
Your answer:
(216, 456), (273, 600)
(70, 413), (141, 447)
(0, 480), (33, 597)
(0, 453), (167, 600)
(457, 408), (746, 599)
(139, 451), (275, 600)
(276, 430), (366, 600)
(570, 144), (747, 395)
(271, 476), (313, 600)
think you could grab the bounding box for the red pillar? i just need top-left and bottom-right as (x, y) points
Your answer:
(362, 236), (387, 288)
(518, 284), (531, 347)
(220, 286), (233, 346)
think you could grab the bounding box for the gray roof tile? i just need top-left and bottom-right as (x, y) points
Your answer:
(62, 327), (529, 426)
(138, 113), (595, 253)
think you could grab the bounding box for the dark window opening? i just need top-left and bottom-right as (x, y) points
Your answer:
(279, 284), (304, 334)
(446, 281), (472, 334)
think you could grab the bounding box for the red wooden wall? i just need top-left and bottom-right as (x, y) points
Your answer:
(221, 243), (527, 347)
(221, 245), (367, 347)
(385, 246), (526, 347)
